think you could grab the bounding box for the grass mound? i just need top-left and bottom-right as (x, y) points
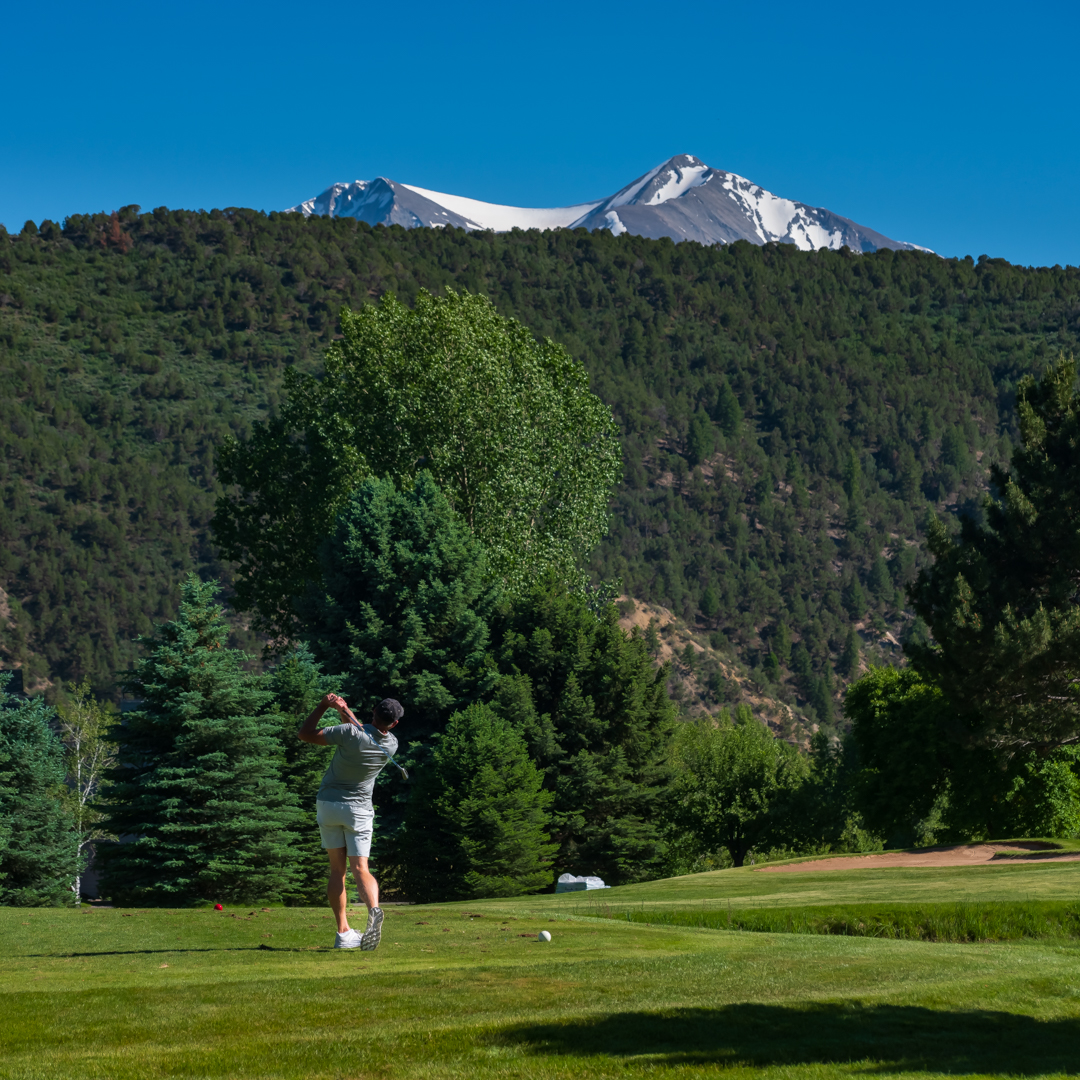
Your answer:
(594, 899), (1080, 942)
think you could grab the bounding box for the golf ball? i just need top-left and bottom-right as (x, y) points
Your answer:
(538, 930), (552, 942)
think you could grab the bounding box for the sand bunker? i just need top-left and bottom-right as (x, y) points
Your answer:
(756, 842), (1080, 873)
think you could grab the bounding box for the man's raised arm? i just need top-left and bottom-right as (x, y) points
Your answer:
(298, 693), (349, 745)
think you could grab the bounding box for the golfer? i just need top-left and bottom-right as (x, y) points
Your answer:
(298, 693), (403, 950)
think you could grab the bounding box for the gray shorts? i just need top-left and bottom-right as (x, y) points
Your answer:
(316, 799), (374, 857)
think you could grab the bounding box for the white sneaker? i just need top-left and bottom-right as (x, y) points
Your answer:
(360, 907), (384, 951)
(335, 928), (362, 949)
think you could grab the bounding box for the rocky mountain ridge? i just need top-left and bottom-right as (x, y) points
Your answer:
(289, 154), (928, 252)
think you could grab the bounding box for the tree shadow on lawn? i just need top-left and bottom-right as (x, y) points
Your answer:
(499, 1003), (1080, 1074)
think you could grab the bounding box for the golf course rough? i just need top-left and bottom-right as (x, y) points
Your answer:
(1, 857), (1079, 1078)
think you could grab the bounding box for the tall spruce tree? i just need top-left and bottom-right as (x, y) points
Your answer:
(489, 578), (676, 884)
(908, 354), (1080, 752)
(266, 646), (341, 904)
(397, 703), (555, 902)
(98, 577), (301, 904)
(297, 472), (500, 742)
(0, 673), (79, 905)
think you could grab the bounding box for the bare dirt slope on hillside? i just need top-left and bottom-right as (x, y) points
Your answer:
(617, 596), (814, 743)
(757, 842), (1080, 873)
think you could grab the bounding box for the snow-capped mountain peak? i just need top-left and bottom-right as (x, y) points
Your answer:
(287, 155), (929, 254)
(596, 153), (713, 212)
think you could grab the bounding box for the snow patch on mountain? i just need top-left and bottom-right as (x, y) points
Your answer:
(602, 211), (628, 236)
(646, 160), (711, 205)
(399, 184), (600, 232)
(288, 155), (929, 254)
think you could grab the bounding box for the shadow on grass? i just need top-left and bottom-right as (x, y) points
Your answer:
(499, 1003), (1080, 1074)
(25, 945), (325, 957)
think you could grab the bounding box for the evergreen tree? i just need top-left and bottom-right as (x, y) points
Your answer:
(297, 472), (500, 742)
(838, 629), (861, 678)
(773, 622), (792, 663)
(763, 651), (781, 683)
(397, 703), (555, 903)
(98, 577), (301, 904)
(686, 411), (716, 466)
(713, 378), (741, 436)
(0, 673), (79, 905)
(908, 355), (1080, 752)
(809, 670), (836, 726)
(489, 578), (676, 884)
(266, 646), (341, 904)
(699, 584), (720, 623)
(868, 556), (892, 603)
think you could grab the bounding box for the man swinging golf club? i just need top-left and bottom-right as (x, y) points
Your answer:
(298, 693), (406, 950)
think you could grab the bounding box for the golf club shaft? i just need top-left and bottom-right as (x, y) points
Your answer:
(339, 702), (408, 780)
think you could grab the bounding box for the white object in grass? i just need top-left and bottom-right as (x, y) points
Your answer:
(555, 873), (609, 893)
(538, 930), (552, 942)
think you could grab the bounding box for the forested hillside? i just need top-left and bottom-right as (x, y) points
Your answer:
(2, 208), (1078, 726)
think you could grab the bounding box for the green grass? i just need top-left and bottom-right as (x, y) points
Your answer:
(3, 856), (1080, 1078)
(593, 900), (1080, 942)
(507, 840), (1080, 915)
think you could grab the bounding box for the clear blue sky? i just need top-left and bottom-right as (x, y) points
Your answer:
(3, 0), (1077, 267)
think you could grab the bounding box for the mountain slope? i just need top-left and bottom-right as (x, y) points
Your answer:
(4, 213), (1077, 716)
(289, 154), (927, 252)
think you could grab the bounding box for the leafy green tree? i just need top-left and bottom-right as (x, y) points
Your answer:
(55, 679), (117, 900)
(846, 664), (1080, 845)
(297, 473), (500, 741)
(0, 674), (79, 905)
(98, 577), (301, 904)
(489, 579), (676, 884)
(845, 665), (955, 847)
(397, 703), (556, 902)
(214, 289), (622, 641)
(786, 731), (883, 855)
(908, 355), (1080, 752)
(266, 646), (341, 903)
(667, 705), (808, 867)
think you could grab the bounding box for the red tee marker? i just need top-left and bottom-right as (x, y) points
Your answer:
(214, 904), (223, 911)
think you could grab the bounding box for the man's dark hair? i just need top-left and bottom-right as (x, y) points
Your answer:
(374, 698), (404, 726)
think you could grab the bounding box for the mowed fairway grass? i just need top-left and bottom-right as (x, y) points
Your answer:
(3, 856), (1080, 1079)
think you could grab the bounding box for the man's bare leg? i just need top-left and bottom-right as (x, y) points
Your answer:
(327, 847), (352, 934)
(349, 855), (379, 911)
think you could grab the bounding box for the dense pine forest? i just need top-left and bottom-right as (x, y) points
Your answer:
(2, 207), (1078, 728)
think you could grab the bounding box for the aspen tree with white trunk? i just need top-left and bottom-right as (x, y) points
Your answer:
(56, 680), (116, 901)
